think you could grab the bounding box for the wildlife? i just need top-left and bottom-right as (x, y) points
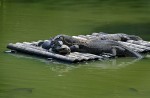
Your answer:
(7, 32), (150, 62)
(41, 34), (143, 58)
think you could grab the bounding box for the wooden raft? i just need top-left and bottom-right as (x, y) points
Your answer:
(6, 33), (150, 62)
(7, 43), (111, 63)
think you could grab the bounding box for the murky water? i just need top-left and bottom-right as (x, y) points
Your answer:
(0, 0), (150, 98)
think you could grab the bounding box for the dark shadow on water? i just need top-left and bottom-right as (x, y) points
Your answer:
(10, 88), (33, 94)
(129, 87), (138, 93)
(1, 88), (34, 98)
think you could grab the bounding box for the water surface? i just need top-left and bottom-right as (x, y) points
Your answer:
(0, 0), (150, 98)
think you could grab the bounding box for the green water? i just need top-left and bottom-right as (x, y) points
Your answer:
(0, 0), (150, 98)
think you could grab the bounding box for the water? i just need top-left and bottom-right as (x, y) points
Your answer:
(0, 0), (150, 98)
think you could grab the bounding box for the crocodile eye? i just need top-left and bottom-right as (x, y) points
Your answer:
(59, 36), (64, 40)
(58, 41), (63, 46)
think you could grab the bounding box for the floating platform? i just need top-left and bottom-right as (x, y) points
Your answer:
(6, 33), (150, 63)
(7, 43), (114, 63)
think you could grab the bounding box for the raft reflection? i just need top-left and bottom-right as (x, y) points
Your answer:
(7, 52), (141, 71)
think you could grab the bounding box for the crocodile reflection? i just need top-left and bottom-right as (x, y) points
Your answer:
(7, 52), (143, 74)
(48, 58), (140, 70)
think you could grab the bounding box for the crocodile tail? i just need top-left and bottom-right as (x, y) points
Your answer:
(111, 41), (143, 59)
(124, 49), (143, 59)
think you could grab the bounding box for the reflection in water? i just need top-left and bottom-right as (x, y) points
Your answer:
(82, 58), (140, 69)
(7, 52), (142, 73)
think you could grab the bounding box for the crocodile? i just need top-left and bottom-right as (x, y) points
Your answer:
(90, 33), (143, 41)
(50, 35), (143, 58)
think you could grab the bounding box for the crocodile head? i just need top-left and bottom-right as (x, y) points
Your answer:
(52, 44), (71, 55)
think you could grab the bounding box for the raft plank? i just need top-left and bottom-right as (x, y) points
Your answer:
(7, 43), (103, 62)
